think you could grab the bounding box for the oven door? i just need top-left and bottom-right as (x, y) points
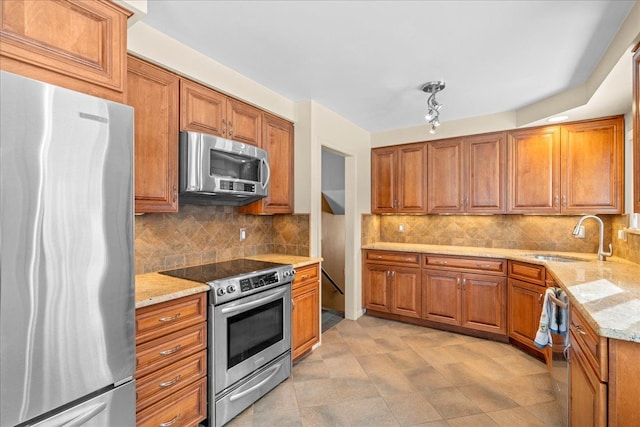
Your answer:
(213, 284), (291, 394)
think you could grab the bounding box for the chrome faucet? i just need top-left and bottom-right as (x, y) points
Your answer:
(572, 215), (612, 261)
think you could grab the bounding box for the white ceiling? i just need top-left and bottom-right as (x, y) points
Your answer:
(142, 1), (636, 133)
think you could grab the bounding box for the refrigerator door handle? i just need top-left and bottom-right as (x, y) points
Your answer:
(62, 402), (106, 427)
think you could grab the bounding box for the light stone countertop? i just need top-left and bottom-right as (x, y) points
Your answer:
(363, 242), (640, 343)
(135, 255), (322, 308)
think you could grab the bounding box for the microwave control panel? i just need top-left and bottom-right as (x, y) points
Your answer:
(220, 180), (255, 193)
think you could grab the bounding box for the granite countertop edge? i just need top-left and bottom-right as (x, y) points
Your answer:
(135, 255), (322, 309)
(363, 243), (640, 344)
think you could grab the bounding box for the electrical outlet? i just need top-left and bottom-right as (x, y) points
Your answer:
(399, 224), (404, 232)
(575, 225), (586, 239)
(240, 228), (246, 241)
(617, 229), (627, 241)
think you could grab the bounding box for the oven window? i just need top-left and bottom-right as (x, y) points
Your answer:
(227, 299), (284, 368)
(210, 150), (261, 181)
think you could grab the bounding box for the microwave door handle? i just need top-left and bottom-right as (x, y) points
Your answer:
(260, 157), (271, 190)
(220, 287), (286, 315)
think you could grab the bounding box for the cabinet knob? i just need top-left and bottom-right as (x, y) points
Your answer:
(222, 119), (227, 135)
(229, 121), (233, 137)
(553, 195), (559, 207)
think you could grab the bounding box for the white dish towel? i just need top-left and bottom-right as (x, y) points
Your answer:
(534, 287), (568, 348)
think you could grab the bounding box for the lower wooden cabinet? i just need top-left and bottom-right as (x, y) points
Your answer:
(135, 293), (207, 426)
(423, 269), (506, 334)
(292, 263), (320, 361)
(508, 277), (544, 351)
(363, 253), (421, 318)
(570, 330), (607, 427)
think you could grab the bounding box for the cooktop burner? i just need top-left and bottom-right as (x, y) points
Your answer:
(160, 259), (285, 283)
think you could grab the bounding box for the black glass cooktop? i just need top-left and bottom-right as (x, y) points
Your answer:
(159, 259), (285, 283)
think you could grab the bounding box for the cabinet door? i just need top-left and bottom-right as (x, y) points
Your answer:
(179, 78), (227, 136)
(507, 278), (544, 351)
(127, 56), (179, 213)
(634, 46), (640, 213)
(422, 270), (460, 325)
(561, 117), (623, 214)
(570, 331), (607, 427)
(371, 147), (397, 213)
(226, 98), (262, 145)
(363, 264), (391, 312)
(391, 267), (421, 318)
(239, 113), (294, 214)
(398, 144), (427, 213)
(465, 132), (507, 213)
(292, 280), (320, 361)
(0, 0), (129, 101)
(461, 273), (506, 334)
(508, 127), (561, 213)
(427, 139), (464, 213)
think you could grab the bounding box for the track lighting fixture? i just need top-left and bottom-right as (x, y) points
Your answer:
(422, 81), (445, 134)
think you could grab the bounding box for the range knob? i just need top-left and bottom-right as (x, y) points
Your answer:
(227, 285), (236, 293)
(216, 287), (225, 296)
(284, 269), (296, 278)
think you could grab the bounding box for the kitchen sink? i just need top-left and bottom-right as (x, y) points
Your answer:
(523, 254), (582, 263)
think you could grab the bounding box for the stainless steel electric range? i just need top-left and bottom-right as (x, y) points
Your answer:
(161, 259), (296, 426)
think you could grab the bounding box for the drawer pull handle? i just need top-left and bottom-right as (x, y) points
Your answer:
(575, 325), (588, 336)
(159, 375), (181, 388)
(301, 274), (310, 280)
(477, 264), (491, 268)
(374, 255), (382, 259)
(158, 313), (181, 323)
(159, 414), (180, 427)
(159, 344), (181, 356)
(435, 260), (448, 265)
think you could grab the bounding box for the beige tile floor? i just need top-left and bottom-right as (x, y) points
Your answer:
(226, 316), (565, 427)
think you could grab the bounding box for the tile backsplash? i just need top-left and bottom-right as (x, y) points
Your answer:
(363, 214), (620, 254)
(135, 204), (309, 274)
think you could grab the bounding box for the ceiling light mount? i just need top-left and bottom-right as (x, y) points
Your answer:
(422, 81), (446, 134)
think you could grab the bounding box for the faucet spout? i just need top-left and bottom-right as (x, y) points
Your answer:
(573, 215), (612, 261)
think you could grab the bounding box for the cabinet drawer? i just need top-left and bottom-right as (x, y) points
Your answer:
(293, 263), (319, 287)
(425, 255), (506, 275)
(508, 261), (545, 285)
(571, 308), (608, 382)
(136, 376), (207, 427)
(136, 323), (207, 378)
(136, 293), (207, 344)
(365, 251), (420, 266)
(136, 350), (207, 412)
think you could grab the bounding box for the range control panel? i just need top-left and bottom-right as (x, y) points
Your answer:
(210, 265), (295, 305)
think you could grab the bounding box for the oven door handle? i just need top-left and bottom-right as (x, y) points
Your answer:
(220, 288), (287, 315)
(228, 362), (282, 402)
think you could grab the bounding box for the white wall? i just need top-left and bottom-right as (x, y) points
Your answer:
(295, 101), (370, 320)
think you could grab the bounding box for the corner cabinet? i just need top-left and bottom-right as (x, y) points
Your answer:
(126, 56), (180, 213)
(292, 263), (320, 361)
(507, 261), (547, 355)
(508, 116), (623, 214)
(0, 0), (131, 102)
(135, 293), (208, 427)
(371, 143), (427, 214)
(239, 113), (294, 215)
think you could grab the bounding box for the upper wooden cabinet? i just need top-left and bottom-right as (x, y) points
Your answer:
(427, 132), (506, 213)
(561, 118), (624, 214)
(180, 78), (262, 146)
(0, 0), (130, 102)
(508, 117), (623, 214)
(633, 44), (640, 213)
(239, 113), (294, 215)
(507, 126), (561, 214)
(371, 143), (427, 213)
(127, 56), (180, 213)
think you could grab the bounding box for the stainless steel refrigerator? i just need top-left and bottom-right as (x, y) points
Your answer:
(0, 71), (135, 426)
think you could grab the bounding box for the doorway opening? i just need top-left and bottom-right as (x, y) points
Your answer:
(320, 148), (346, 331)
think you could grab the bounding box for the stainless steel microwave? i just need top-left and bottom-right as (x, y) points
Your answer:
(179, 131), (270, 206)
